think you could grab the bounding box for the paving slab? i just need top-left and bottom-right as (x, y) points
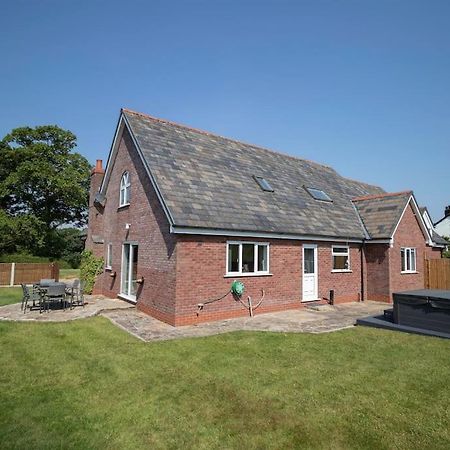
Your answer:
(101, 301), (388, 342)
(0, 296), (134, 322)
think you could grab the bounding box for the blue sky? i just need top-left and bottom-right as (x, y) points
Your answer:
(1, 0), (449, 221)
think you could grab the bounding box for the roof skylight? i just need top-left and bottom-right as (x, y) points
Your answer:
(254, 176), (274, 192)
(304, 186), (332, 202)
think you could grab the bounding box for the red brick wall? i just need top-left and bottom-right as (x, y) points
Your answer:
(85, 168), (105, 259)
(389, 203), (428, 295)
(364, 244), (390, 302)
(424, 247), (442, 260)
(174, 237), (363, 325)
(317, 244), (362, 303)
(89, 128), (178, 322)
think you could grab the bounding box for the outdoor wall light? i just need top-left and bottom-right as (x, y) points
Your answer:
(125, 223), (131, 230)
(109, 271), (117, 278)
(136, 276), (145, 284)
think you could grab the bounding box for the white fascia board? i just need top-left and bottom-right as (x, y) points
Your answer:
(99, 112), (174, 227)
(99, 113), (125, 194)
(121, 114), (175, 226)
(391, 195), (433, 246)
(170, 225), (363, 243)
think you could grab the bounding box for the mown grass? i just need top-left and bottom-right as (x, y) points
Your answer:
(0, 319), (449, 449)
(0, 287), (22, 306)
(60, 268), (80, 279)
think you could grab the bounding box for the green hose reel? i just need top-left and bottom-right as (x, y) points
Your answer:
(231, 280), (245, 297)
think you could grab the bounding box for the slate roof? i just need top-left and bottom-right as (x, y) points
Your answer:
(352, 191), (412, 239)
(122, 109), (386, 240)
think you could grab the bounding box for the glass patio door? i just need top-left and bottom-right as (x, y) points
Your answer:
(121, 243), (138, 301)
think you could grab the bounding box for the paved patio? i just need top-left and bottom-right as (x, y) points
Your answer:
(0, 297), (388, 340)
(101, 301), (388, 341)
(0, 295), (134, 322)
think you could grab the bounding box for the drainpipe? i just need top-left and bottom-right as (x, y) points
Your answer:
(360, 239), (366, 302)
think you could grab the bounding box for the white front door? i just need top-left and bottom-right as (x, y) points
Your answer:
(121, 243), (139, 302)
(302, 244), (318, 302)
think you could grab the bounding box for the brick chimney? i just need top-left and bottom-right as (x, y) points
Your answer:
(445, 205), (450, 218)
(89, 160), (105, 207)
(85, 159), (105, 257)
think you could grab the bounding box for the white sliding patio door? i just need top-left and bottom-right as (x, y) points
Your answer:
(121, 243), (139, 301)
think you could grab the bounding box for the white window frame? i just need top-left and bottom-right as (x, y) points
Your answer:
(119, 171), (131, 207)
(105, 243), (113, 270)
(225, 241), (270, 276)
(120, 241), (139, 303)
(331, 245), (351, 272)
(401, 247), (417, 273)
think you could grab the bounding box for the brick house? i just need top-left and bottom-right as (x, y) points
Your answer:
(86, 108), (446, 326)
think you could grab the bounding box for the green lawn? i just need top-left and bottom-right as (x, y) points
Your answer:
(0, 320), (449, 450)
(0, 287), (22, 306)
(60, 268), (80, 279)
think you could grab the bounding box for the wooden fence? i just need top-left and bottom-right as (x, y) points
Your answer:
(0, 263), (59, 286)
(424, 258), (450, 290)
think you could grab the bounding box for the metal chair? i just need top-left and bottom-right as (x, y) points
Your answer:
(42, 284), (67, 313)
(21, 284), (41, 313)
(67, 279), (85, 308)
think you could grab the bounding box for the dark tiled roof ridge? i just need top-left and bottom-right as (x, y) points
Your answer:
(121, 107), (337, 173)
(352, 190), (412, 202)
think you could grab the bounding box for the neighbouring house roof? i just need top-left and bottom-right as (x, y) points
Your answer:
(420, 206), (448, 245)
(120, 109), (385, 240)
(101, 108), (442, 244)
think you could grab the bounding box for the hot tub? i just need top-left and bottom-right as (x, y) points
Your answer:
(393, 290), (450, 334)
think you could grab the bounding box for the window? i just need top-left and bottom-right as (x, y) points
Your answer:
(304, 186), (332, 202)
(105, 243), (113, 269)
(332, 246), (350, 271)
(119, 171), (131, 206)
(401, 247), (416, 273)
(253, 176), (274, 192)
(226, 242), (269, 275)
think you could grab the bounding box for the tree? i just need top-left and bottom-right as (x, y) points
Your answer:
(0, 125), (91, 229)
(0, 125), (91, 257)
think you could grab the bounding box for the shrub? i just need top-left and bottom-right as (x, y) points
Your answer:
(80, 250), (103, 294)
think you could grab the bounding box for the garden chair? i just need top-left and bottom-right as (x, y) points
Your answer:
(21, 284), (41, 313)
(70, 280), (85, 308)
(65, 279), (82, 308)
(42, 284), (67, 313)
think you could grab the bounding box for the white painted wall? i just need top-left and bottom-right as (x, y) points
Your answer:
(435, 217), (450, 238)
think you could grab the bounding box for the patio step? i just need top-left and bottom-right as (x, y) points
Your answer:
(304, 301), (334, 311)
(383, 309), (394, 322)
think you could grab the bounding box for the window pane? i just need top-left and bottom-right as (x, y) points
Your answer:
(130, 245), (138, 296)
(305, 187), (332, 202)
(122, 244), (130, 294)
(333, 255), (348, 270)
(401, 248), (405, 271)
(107, 244), (112, 267)
(125, 185), (130, 203)
(406, 249), (411, 271)
(228, 244), (239, 273)
(411, 249), (416, 271)
(242, 244), (255, 273)
(304, 248), (315, 274)
(333, 247), (348, 255)
(257, 245), (268, 272)
(254, 176), (274, 192)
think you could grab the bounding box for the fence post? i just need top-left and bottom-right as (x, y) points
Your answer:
(10, 263), (15, 286)
(52, 263), (60, 282)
